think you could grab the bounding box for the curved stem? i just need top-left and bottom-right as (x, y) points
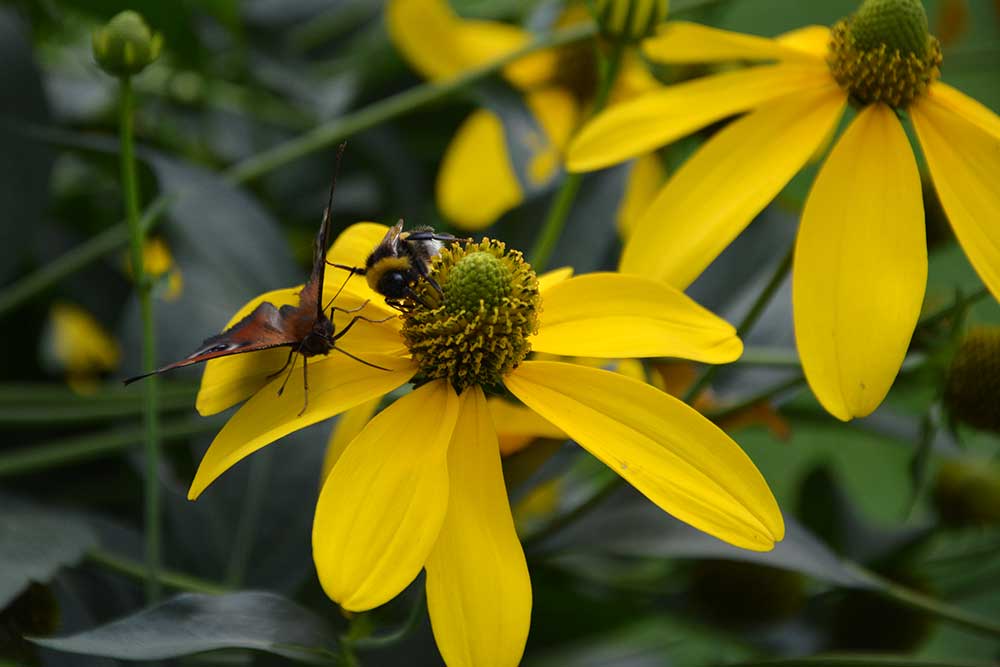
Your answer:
(683, 240), (795, 403)
(0, 23), (597, 318)
(529, 39), (627, 271)
(88, 548), (228, 595)
(119, 77), (162, 604)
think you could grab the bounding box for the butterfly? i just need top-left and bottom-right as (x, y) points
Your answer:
(124, 143), (391, 414)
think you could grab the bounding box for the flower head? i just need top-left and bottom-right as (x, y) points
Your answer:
(568, 0), (1000, 422)
(92, 10), (162, 77)
(187, 222), (783, 667)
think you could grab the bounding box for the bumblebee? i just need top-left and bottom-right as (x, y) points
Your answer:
(332, 221), (466, 309)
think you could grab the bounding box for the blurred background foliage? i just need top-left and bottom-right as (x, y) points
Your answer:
(2, 0), (1000, 665)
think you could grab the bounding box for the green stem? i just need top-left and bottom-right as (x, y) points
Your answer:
(88, 548), (229, 595)
(0, 392), (195, 425)
(683, 241), (795, 404)
(705, 374), (805, 423)
(529, 40), (626, 271)
(0, 414), (222, 477)
(851, 565), (1000, 638)
(224, 455), (271, 587)
(119, 77), (162, 604)
(0, 23), (597, 318)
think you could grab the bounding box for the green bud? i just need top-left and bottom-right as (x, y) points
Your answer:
(933, 459), (1000, 527)
(592, 0), (668, 43)
(943, 327), (1000, 433)
(92, 10), (162, 77)
(850, 0), (930, 56)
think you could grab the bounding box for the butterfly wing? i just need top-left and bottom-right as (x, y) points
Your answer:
(123, 301), (297, 384)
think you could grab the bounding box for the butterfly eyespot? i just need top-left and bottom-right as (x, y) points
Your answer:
(207, 344), (232, 353)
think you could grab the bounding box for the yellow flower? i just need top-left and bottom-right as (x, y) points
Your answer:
(42, 302), (121, 394)
(567, 0), (1000, 422)
(387, 0), (663, 231)
(187, 222), (783, 667)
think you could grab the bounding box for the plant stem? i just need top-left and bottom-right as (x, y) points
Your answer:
(88, 548), (229, 595)
(0, 415), (223, 478)
(119, 77), (162, 604)
(0, 22), (597, 318)
(683, 241), (795, 404)
(529, 40), (626, 271)
(224, 455), (271, 587)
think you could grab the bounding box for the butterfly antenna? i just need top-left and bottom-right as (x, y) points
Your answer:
(324, 142), (347, 231)
(323, 268), (356, 312)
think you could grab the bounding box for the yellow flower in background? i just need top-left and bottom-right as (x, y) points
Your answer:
(42, 302), (121, 394)
(387, 0), (664, 231)
(186, 222), (783, 667)
(568, 0), (1000, 421)
(124, 237), (184, 301)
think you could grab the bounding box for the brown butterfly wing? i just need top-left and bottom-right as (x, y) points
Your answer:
(123, 301), (298, 384)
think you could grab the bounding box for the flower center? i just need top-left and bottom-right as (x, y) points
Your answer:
(402, 240), (540, 394)
(826, 0), (942, 109)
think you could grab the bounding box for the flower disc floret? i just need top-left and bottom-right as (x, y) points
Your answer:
(827, 0), (942, 109)
(944, 327), (1000, 433)
(402, 239), (540, 393)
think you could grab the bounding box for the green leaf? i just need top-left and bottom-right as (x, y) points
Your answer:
(32, 591), (338, 662)
(0, 496), (97, 608)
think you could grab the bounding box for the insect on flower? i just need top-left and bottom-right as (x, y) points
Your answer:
(124, 144), (392, 414)
(329, 221), (467, 310)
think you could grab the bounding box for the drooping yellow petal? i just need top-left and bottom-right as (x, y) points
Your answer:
(567, 62), (833, 172)
(504, 361), (784, 551)
(917, 82), (1000, 141)
(425, 388), (531, 667)
(911, 92), (1000, 302)
(489, 396), (566, 456)
(642, 21), (827, 64)
(525, 87), (579, 179)
(47, 302), (120, 375)
(320, 397), (381, 484)
(794, 104), (925, 421)
(314, 380), (460, 611)
(437, 109), (524, 230)
(621, 83), (847, 288)
(189, 352), (416, 499)
(617, 153), (666, 238)
(195, 288), (301, 416)
(612, 49), (662, 101)
(534, 273), (742, 363)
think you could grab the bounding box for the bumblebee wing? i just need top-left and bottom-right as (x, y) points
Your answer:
(123, 302), (297, 384)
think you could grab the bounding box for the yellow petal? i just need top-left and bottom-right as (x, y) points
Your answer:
(525, 87), (579, 170)
(385, 0), (468, 81)
(425, 388), (531, 667)
(536, 267), (573, 292)
(617, 153), (667, 238)
(489, 397), (566, 456)
(195, 288), (301, 416)
(504, 361), (784, 551)
(48, 302), (120, 375)
(911, 92), (1000, 303)
(385, 0), (555, 87)
(314, 380), (461, 611)
(189, 352), (416, 499)
(918, 82), (1000, 141)
(620, 83), (847, 288)
(774, 25), (831, 58)
(642, 21), (827, 63)
(437, 109), (524, 230)
(612, 50), (662, 100)
(320, 397), (381, 484)
(794, 104), (925, 421)
(567, 62), (833, 172)
(458, 21), (557, 89)
(534, 272), (742, 362)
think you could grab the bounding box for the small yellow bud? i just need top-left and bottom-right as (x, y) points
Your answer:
(92, 10), (162, 77)
(591, 0), (668, 43)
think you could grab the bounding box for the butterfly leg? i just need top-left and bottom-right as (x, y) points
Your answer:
(332, 313), (394, 343)
(276, 353), (299, 397)
(297, 356), (309, 417)
(267, 348), (297, 382)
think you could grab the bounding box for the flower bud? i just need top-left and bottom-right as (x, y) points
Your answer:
(932, 459), (1000, 527)
(591, 0), (668, 43)
(943, 327), (1000, 433)
(92, 10), (162, 77)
